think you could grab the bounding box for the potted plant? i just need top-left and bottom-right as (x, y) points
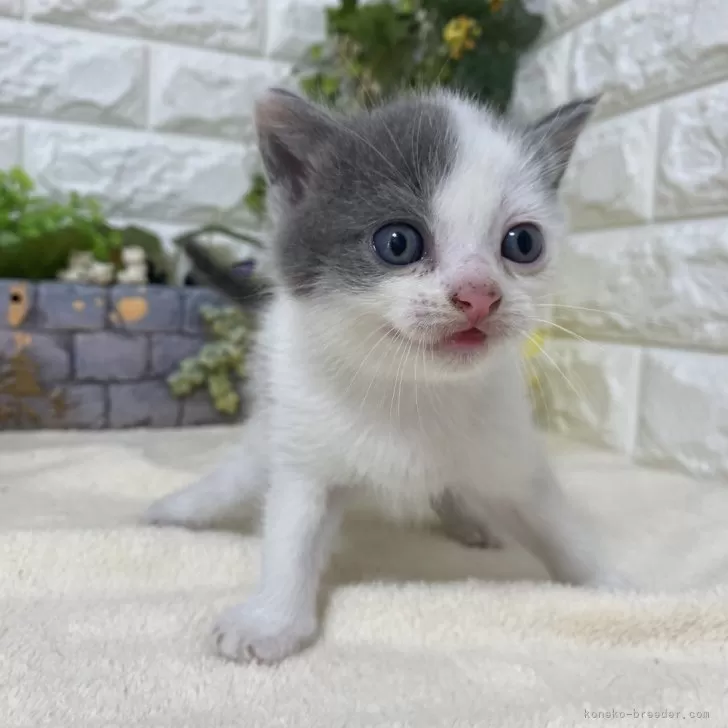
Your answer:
(0, 169), (262, 430)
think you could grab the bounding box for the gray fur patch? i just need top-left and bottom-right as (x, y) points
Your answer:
(273, 96), (456, 296)
(524, 95), (599, 190)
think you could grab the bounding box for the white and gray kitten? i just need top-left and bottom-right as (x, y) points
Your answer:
(145, 88), (625, 664)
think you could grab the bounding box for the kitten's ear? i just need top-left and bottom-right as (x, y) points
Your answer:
(254, 88), (337, 204)
(526, 95), (600, 189)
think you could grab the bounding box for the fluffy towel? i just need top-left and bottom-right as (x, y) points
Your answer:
(1, 427), (727, 727)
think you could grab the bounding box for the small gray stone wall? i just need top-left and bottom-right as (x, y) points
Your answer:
(0, 279), (240, 430)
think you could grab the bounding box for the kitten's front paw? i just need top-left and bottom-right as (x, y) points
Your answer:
(433, 492), (502, 549)
(213, 601), (317, 664)
(143, 489), (206, 529)
(143, 477), (226, 530)
(441, 518), (503, 549)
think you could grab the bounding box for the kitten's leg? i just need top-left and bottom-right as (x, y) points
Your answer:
(431, 489), (502, 549)
(213, 470), (345, 664)
(143, 426), (266, 530)
(503, 465), (630, 589)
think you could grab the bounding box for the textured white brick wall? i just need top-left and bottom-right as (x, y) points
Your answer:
(513, 0), (728, 480)
(0, 0), (332, 242)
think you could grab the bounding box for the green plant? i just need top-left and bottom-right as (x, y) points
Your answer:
(0, 167), (123, 280)
(305, 0), (541, 109)
(242, 173), (269, 224)
(0, 166), (262, 285)
(168, 304), (253, 415)
(243, 0), (542, 216)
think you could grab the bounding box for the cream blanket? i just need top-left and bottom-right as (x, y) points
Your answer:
(1, 427), (727, 727)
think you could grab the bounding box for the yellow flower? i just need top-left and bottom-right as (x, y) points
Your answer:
(523, 328), (548, 392)
(522, 328), (547, 361)
(443, 16), (482, 60)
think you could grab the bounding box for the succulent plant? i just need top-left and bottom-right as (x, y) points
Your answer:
(167, 304), (253, 416)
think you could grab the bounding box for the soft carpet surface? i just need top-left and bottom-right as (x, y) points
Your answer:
(1, 427), (727, 727)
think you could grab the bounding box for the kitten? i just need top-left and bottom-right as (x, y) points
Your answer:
(145, 87), (624, 664)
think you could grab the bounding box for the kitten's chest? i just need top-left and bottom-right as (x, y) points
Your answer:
(272, 344), (534, 496)
(347, 420), (452, 492)
(337, 393), (507, 495)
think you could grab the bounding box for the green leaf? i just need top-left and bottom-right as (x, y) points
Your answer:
(167, 303), (251, 414)
(321, 75), (340, 97)
(9, 167), (33, 193)
(308, 43), (324, 61)
(217, 391), (241, 415)
(0, 165), (129, 280)
(0, 231), (20, 247)
(242, 173), (268, 219)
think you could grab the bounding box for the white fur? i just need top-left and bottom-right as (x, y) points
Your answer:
(144, 93), (626, 665)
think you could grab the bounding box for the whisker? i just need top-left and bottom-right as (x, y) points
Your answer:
(526, 317), (606, 352)
(414, 337), (425, 435)
(396, 337), (414, 426)
(534, 303), (622, 316)
(522, 356), (554, 433)
(388, 333), (408, 425)
(533, 301), (689, 339)
(341, 326), (397, 398)
(524, 332), (596, 416)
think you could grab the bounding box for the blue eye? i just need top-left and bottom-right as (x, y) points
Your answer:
(372, 223), (424, 266)
(501, 224), (544, 265)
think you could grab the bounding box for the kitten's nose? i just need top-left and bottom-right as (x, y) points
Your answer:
(450, 283), (502, 326)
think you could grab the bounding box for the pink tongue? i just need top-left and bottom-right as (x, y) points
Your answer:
(444, 328), (487, 347)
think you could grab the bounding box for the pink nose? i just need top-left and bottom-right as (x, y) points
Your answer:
(450, 283), (502, 326)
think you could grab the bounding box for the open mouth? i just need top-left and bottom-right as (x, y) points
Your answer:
(383, 326), (493, 357)
(438, 327), (488, 353)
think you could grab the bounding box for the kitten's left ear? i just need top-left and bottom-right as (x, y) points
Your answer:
(526, 95), (600, 189)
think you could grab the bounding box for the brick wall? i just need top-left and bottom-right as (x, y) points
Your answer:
(512, 0), (728, 479)
(0, 279), (232, 428)
(0, 0), (331, 241)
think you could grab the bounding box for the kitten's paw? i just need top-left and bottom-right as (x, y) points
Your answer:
(432, 490), (502, 550)
(442, 519), (503, 550)
(212, 601), (317, 664)
(142, 485), (211, 530)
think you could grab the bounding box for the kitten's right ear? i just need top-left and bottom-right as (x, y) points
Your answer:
(255, 88), (337, 204)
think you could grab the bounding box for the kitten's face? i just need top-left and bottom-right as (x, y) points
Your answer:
(257, 90), (595, 381)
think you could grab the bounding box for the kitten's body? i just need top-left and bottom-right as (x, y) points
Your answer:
(146, 89), (625, 664)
